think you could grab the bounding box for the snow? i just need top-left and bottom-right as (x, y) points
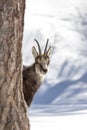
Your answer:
(30, 114), (87, 130)
(28, 105), (87, 130)
(29, 104), (87, 116)
(29, 105), (87, 130)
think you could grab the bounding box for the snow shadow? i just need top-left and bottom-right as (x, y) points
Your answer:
(33, 57), (87, 105)
(29, 104), (87, 116)
(30, 71), (87, 116)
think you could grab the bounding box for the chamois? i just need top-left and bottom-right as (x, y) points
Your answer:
(23, 39), (52, 106)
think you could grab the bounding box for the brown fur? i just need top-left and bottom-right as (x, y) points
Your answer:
(23, 63), (43, 106)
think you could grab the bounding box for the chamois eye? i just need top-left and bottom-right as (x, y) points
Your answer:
(44, 55), (48, 60)
(36, 57), (41, 63)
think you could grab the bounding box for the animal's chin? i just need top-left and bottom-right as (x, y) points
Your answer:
(40, 69), (47, 74)
(35, 66), (47, 75)
(41, 71), (46, 74)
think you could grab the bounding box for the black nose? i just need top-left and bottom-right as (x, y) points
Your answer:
(44, 69), (47, 73)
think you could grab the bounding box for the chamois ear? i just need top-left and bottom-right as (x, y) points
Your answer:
(32, 46), (38, 58)
(46, 46), (52, 57)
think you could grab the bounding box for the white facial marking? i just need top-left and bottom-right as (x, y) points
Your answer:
(35, 64), (45, 82)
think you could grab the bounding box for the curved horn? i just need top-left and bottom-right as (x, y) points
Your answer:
(34, 39), (41, 55)
(44, 39), (49, 54)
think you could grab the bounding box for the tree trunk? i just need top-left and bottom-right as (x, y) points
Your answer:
(0, 0), (29, 130)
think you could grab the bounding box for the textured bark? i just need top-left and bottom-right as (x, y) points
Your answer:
(0, 0), (29, 130)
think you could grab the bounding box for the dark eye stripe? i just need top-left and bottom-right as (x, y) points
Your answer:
(47, 61), (50, 65)
(40, 64), (43, 69)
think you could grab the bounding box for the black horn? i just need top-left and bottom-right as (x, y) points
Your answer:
(34, 39), (41, 55)
(44, 39), (49, 54)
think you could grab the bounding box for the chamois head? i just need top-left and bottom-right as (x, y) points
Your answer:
(32, 39), (52, 75)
